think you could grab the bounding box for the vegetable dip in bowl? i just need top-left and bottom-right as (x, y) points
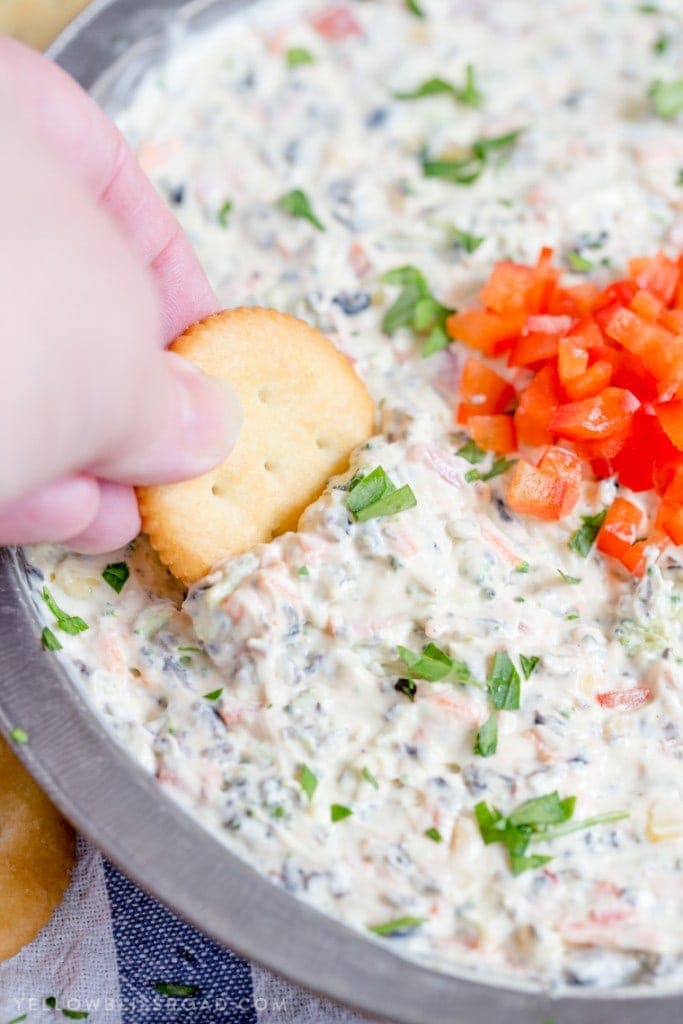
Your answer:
(29, 0), (683, 993)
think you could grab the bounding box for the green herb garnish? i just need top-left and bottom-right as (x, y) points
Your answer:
(297, 566), (310, 576)
(474, 712), (498, 757)
(395, 677), (417, 701)
(41, 626), (62, 651)
(361, 766), (379, 789)
(286, 46), (315, 67)
(558, 570), (581, 584)
(654, 34), (670, 55)
(474, 792), (626, 875)
(450, 227), (485, 253)
(568, 509), (607, 557)
(345, 466), (417, 522)
(395, 65), (482, 108)
(331, 803), (353, 822)
(405, 0), (425, 16)
(456, 439), (486, 464)
(299, 764), (318, 802)
(380, 265), (454, 355)
(45, 998), (57, 1009)
(566, 251), (593, 273)
(397, 643), (474, 686)
(102, 562), (129, 594)
(10, 727), (29, 745)
(277, 188), (324, 230)
(217, 198), (233, 227)
(465, 457), (517, 483)
(154, 982), (200, 998)
(369, 916), (427, 936)
(42, 586), (88, 635)
(422, 129), (522, 186)
(650, 78), (683, 119)
(61, 1013), (89, 1021)
(6, 1014), (27, 1023)
(515, 561), (530, 573)
(519, 655), (539, 680)
(203, 688), (223, 701)
(487, 651), (521, 711)
(424, 827), (443, 842)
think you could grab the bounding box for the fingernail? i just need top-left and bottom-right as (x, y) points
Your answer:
(171, 354), (243, 472)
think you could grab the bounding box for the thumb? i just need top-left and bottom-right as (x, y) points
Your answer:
(89, 350), (243, 487)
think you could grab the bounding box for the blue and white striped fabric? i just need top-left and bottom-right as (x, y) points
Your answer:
(0, 841), (370, 1024)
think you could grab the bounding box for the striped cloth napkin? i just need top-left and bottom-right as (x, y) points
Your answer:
(0, 840), (371, 1024)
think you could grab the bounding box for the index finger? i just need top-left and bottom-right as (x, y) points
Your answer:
(0, 35), (219, 342)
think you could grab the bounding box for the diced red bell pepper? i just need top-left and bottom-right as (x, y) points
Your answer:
(506, 460), (567, 520)
(468, 414), (517, 453)
(609, 348), (659, 403)
(558, 336), (589, 384)
(514, 363), (564, 447)
(655, 400), (683, 451)
(508, 331), (561, 368)
(593, 280), (639, 332)
(611, 404), (682, 492)
(605, 307), (673, 358)
(537, 446), (581, 515)
(480, 258), (558, 316)
(596, 497), (644, 561)
(446, 309), (525, 355)
(656, 501), (683, 545)
(630, 289), (664, 323)
(457, 357), (515, 424)
(310, 5), (362, 38)
(596, 687), (652, 712)
(660, 309), (683, 334)
(550, 387), (639, 442)
(545, 282), (601, 317)
(564, 360), (613, 401)
(629, 252), (680, 306)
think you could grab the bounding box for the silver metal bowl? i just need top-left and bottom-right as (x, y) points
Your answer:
(0, 3), (679, 1020)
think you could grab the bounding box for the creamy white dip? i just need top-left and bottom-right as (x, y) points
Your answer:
(29, 0), (683, 991)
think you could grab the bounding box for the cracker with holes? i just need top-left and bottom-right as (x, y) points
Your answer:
(0, 736), (75, 962)
(138, 307), (375, 583)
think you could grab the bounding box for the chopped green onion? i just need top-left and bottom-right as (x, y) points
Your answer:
(203, 689), (223, 702)
(507, 792), (575, 828)
(405, 0), (425, 16)
(395, 66), (482, 108)
(102, 562), (129, 594)
(345, 466), (417, 522)
(299, 764), (318, 802)
(650, 78), (683, 119)
(566, 251), (593, 273)
(330, 803), (353, 822)
(286, 46), (315, 67)
(558, 570), (581, 584)
(456, 439), (486, 464)
(9, 727), (29, 745)
(450, 227), (485, 253)
(297, 566), (310, 576)
(154, 982), (200, 998)
(515, 561), (530, 573)
(41, 586), (88, 635)
(217, 199), (233, 227)
(653, 34), (670, 55)
(41, 626), (62, 651)
(45, 999), (57, 1010)
(465, 456), (517, 483)
(61, 1013), (90, 1021)
(424, 827), (443, 842)
(361, 766), (379, 789)
(397, 643), (474, 686)
(277, 188), (324, 230)
(519, 655), (539, 680)
(369, 915), (427, 936)
(380, 265), (454, 355)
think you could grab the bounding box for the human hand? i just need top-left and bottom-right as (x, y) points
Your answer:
(0, 37), (242, 553)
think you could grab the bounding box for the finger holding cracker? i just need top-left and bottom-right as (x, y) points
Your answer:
(138, 308), (375, 583)
(0, 736), (75, 962)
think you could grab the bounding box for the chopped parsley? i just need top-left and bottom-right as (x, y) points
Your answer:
(519, 655), (539, 680)
(423, 129), (523, 186)
(330, 803), (353, 822)
(42, 587), (88, 635)
(653, 33), (670, 55)
(424, 827), (443, 842)
(568, 509), (607, 557)
(361, 766), (379, 789)
(450, 227), (485, 253)
(464, 456), (517, 483)
(102, 561), (129, 594)
(650, 78), (683, 119)
(5, 1015), (27, 1023)
(61, 1013), (89, 1021)
(380, 265), (454, 355)
(286, 46), (315, 67)
(345, 466), (417, 522)
(296, 566), (310, 576)
(397, 642), (475, 686)
(566, 250), (594, 273)
(405, 0), (425, 16)
(474, 712), (498, 757)
(456, 439), (486, 464)
(203, 688), (223, 701)
(394, 677), (417, 701)
(217, 198), (233, 227)
(41, 626), (62, 651)
(299, 763), (318, 802)
(474, 792), (627, 875)
(558, 569), (581, 584)
(369, 915), (427, 936)
(395, 65), (482, 108)
(277, 188), (324, 230)
(10, 727), (29, 745)
(154, 982), (200, 998)
(487, 651), (521, 711)
(515, 561), (530, 573)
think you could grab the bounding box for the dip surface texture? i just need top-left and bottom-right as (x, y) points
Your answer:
(31, 0), (683, 991)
